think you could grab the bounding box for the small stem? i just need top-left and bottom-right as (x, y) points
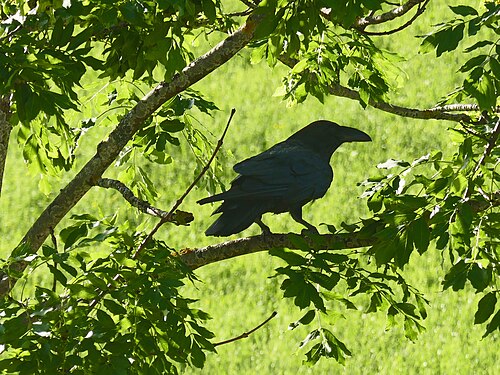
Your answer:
(213, 311), (277, 347)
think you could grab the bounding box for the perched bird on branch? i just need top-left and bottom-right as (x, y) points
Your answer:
(198, 120), (371, 236)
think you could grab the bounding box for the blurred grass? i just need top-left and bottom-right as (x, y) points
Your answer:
(0, 0), (498, 373)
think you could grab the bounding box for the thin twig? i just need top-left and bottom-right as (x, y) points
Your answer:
(132, 108), (236, 259)
(49, 227), (58, 293)
(360, 0), (430, 36)
(472, 118), (500, 176)
(354, 0), (427, 28)
(0, 96), (12, 196)
(213, 311), (277, 347)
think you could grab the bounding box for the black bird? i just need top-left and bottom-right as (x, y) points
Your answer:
(198, 120), (371, 236)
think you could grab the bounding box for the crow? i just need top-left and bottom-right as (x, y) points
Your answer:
(197, 120), (371, 236)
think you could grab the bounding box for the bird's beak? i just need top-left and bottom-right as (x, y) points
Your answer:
(341, 126), (372, 143)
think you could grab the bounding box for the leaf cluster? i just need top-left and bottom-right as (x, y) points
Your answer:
(0, 214), (214, 373)
(270, 232), (428, 365)
(360, 117), (500, 338)
(420, 3), (500, 111)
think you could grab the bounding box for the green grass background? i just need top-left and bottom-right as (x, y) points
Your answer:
(0, 0), (498, 373)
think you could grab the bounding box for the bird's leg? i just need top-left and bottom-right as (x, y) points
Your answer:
(290, 208), (319, 234)
(255, 218), (272, 235)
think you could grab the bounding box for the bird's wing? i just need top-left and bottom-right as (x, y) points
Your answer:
(224, 145), (332, 202)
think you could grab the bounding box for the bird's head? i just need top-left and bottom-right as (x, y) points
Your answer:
(289, 120), (371, 159)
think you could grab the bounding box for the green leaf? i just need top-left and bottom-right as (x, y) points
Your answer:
(253, 7), (280, 40)
(421, 24), (465, 57)
(459, 55), (487, 72)
(468, 264), (491, 292)
(202, 0), (217, 21)
(270, 248), (307, 266)
(60, 224), (89, 250)
(449, 5), (478, 17)
(474, 292), (497, 324)
(371, 238), (398, 266)
(104, 299), (128, 315)
(443, 260), (467, 291)
(483, 310), (500, 337)
(96, 309), (116, 329)
(300, 329), (320, 349)
(464, 40), (493, 53)
(490, 58), (500, 80)
(159, 119), (185, 133)
(464, 72), (497, 110)
(366, 292), (383, 313)
(308, 271), (340, 291)
(48, 265), (68, 286)
(409, 217), (430, 255)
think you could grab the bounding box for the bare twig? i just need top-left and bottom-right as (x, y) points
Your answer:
(213, 311), (278, 347)
(87, 109), (236, 309)
(132, 108), (236, 259)
(0, 95), (12, 196)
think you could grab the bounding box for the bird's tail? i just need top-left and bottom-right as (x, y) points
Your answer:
(205, 203), (263, 237)
(197, 192), (227, 205)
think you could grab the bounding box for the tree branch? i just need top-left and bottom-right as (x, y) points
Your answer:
(0, 95), (12, 197)
(178, 232), (374, 270)
(0, 14), (264, 297)
(359, 0), (430, 36)
(278, 55), (488, 123)
(96, 178), (194, 225)
(213, 311), (277, 347)
(354, 0), (428, 29)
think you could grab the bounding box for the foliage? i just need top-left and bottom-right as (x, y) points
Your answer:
(1, 215), (214, 373)
(0, 0), (499, 373)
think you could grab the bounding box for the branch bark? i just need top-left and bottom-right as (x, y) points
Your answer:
(0, 13), (264, 297)
(0, 95), (12, 197)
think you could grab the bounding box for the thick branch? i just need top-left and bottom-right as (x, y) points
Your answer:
(178, 232), (374, 270)
(327, 83), (476, 122)
(0, 96), (12, 196)
(0, 13), (263, 297)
